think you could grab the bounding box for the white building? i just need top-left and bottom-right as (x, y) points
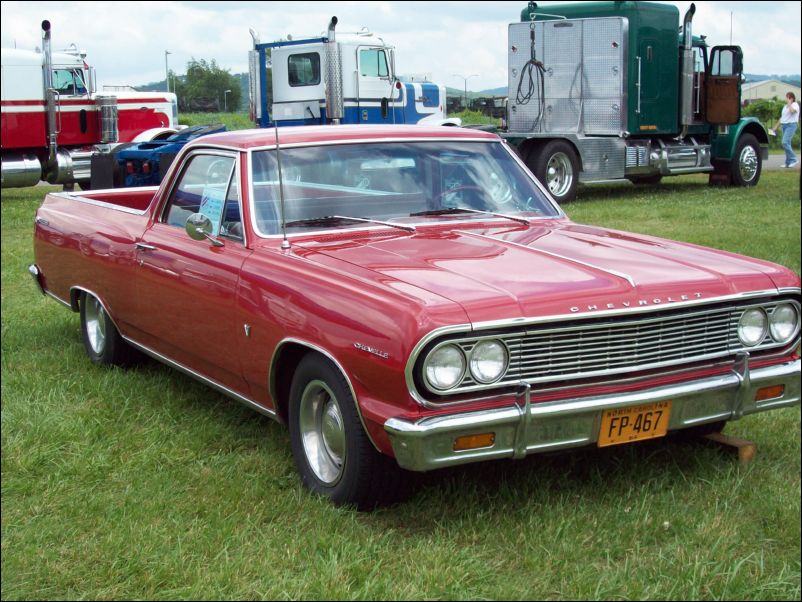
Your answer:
(741, 79), (801, 105)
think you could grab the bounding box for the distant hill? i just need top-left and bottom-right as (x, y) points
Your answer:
(743, 73), (800, 87)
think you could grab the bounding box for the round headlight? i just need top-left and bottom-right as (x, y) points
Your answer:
(770, 303), (799, 343)
(738, 308), (768, 347)
(469, 339), (509, 384)
(424, 344), (466, 391)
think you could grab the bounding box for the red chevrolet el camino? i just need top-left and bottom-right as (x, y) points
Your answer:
(31, 125), (801, 508)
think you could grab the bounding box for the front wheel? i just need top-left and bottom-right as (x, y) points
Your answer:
(530, 140), (580, 203)
(730, 133), (761, 187)
(288, 354), (405, 509)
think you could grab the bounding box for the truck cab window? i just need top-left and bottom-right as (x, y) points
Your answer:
(710, 49), (736, 76)
(359, 49), (389, 78)
(288, 53), (320, 87)
(164, 154), (235, 235)
(51, 68), (87, 95)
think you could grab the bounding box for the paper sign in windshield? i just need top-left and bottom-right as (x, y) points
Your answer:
(199, 184), (226, 236)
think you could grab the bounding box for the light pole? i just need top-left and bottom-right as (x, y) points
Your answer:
(453, 73), (478, 109)
(164, 50), (172, 93)
(224, 89), (232, 112)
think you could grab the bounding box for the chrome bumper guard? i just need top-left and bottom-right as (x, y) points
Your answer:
(385, 357), (801, 472)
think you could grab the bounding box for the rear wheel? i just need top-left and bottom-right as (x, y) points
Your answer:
(531, 140), (580, 203)
(730, 133), (761, 187)
(288, 353), (405, 509)
(79, 291), (138, 366)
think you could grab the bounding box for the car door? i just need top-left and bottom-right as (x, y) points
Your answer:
(130, 150), (252, 394)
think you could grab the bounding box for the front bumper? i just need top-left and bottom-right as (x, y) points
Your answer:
(385, 357), (801, 472)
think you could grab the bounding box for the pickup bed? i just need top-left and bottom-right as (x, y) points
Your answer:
(31, 125), (801, 509)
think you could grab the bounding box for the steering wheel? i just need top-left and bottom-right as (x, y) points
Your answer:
(205, 159), (230, 184)
(432, 185), (486, 206)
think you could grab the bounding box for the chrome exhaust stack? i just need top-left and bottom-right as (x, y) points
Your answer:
(678, 3), (696, 139)
(41, 20), (59, 167)
(325, 16), (344, 124)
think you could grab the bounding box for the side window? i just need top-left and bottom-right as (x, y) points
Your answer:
(219, 175), (244, 242)
(710, 48), (740, 76)
(359, 49), (389, 78)
(164, 154), (235, 236)
(288, 53), (320, 87)
(51, 68), (87, 95)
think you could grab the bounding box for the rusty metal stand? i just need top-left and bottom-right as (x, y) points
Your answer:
(704, 432), (757, 463)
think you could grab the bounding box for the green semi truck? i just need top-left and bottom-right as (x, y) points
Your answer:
(503, 1), (768, 202)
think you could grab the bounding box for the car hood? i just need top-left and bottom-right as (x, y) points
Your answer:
(294, 220), (787, 324)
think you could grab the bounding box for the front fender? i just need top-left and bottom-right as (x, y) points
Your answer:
(711, 117), (769, 161)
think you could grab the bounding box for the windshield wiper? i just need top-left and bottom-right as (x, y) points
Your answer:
(410, 207), (530, 226)
(285, 215), (415, 233)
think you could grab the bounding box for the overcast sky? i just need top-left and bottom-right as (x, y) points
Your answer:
(2, 1), (800, 92)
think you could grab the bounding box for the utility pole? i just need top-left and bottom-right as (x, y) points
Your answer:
(164, 50), (172, 93)
(453, 73), (478, 109)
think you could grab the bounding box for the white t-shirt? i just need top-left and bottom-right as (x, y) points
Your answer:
(781, 101), (799, 124)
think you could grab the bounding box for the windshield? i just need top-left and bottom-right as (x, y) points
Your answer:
(250, 141), (559, 236)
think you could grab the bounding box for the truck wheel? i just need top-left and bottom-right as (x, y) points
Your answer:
(288, 353), (405, 509)
(79, 291), (138, 366)
(532, 140), (579, 203)
(731, 134), (761, 187)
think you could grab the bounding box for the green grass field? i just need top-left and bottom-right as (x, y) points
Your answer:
(2, 173), (800, 599)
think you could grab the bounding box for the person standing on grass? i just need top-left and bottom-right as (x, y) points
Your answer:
(770, 92), (799, 168)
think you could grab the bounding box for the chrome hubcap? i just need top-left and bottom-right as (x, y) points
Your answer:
(739, 145), (758, 182)
(299, 380), (346, 484)
(84, 296), (107, 355)
(546, 152), (573, 198)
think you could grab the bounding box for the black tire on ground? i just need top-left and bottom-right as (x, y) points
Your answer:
(628, 174), (663, 186)
(530, 139), (580, 203)
(730, 133), (762, 187)
(288, 353), (407, 510)
(79, 291), (139, 366)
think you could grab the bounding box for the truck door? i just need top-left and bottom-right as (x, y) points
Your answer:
(356, 46), (394, 123)
(706, 46), (742, 125)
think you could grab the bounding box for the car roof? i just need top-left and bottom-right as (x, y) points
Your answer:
(191, 124), (499, 150)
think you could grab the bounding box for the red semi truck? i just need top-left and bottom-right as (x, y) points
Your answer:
(1, 20), (178, 190)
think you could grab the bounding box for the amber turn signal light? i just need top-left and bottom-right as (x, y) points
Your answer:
(755, 385), (785, 402)
(453, 433), (496, 451)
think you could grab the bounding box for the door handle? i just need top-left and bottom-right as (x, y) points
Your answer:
(135, 242), (157, 251)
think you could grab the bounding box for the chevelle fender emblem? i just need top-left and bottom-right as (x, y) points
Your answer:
(354, 342), (390, 359)
(570, 293), (703, 313)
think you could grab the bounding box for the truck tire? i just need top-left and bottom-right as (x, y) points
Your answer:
(288, 353), (406, 510)
(531, 140), (579, 203)
(731, 133), (761, 187)
(79, 291), (139, 366)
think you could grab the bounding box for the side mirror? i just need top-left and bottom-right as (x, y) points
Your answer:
(186, 213), (223, 247)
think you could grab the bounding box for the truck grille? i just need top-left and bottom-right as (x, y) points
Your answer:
(442, 299), (797, 394)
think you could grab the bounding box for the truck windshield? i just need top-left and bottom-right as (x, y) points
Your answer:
(250, 141), (558, 236)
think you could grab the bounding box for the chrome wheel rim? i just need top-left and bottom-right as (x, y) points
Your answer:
(546, 152), (573, 198)
(739, 145), (758, 183)
(84, 296), (107, 355)
(299, 380), (346, 485)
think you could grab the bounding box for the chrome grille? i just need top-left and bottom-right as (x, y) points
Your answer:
(447, 301), (795, 392)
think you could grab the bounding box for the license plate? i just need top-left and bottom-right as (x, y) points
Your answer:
(598, 401), (671, 447)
